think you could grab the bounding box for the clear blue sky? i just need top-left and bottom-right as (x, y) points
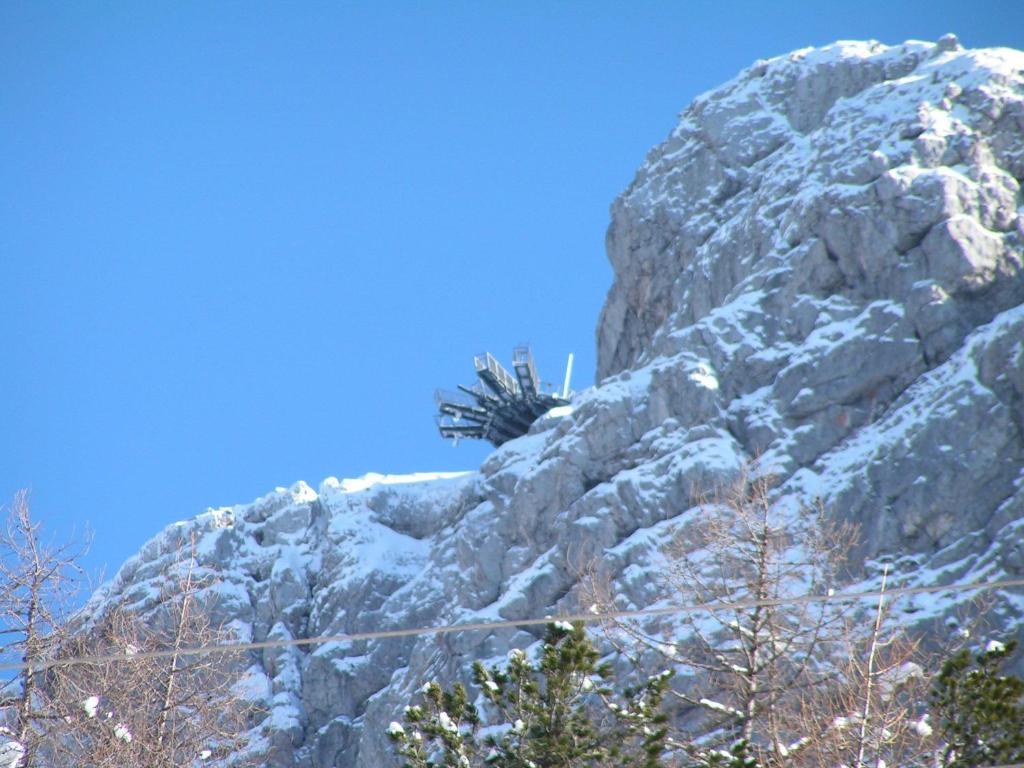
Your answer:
(3, 1), (1023, 585)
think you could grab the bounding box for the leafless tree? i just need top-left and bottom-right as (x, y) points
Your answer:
(0, 489), (84, 766)
(585, 466), (861, 766)
(0, 492), (257, 768)
(41, 535), (258, 768)
(786, 567), (937, 768)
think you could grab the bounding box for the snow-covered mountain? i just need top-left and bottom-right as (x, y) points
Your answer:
(87, 36), (1024, 767)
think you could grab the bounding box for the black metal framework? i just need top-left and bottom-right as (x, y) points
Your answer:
(436, 346), (570, 446)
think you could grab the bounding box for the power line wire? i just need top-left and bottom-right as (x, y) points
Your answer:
(6, 575), (1022, 674)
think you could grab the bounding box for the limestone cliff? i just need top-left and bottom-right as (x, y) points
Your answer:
(87, 37), (1024, 767)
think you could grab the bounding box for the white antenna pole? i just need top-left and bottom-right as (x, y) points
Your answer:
(561, 353), (574, 400)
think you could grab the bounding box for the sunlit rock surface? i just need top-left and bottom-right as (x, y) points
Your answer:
(88, 37), (1024, 767)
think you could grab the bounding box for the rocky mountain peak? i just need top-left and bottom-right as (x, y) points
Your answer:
(88, 37), (1024, 767)
(599, 37), (1024, 381)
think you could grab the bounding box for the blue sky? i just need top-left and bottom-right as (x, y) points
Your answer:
(3, 1), (1023, 585)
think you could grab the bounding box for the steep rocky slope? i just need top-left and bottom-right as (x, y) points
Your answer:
(87, 36), (1024, 767)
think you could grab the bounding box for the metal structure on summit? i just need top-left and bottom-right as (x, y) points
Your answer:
(436, 346), (574, 447)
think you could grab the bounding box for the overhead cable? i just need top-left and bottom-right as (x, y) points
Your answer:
(4, 575), (1021, 673)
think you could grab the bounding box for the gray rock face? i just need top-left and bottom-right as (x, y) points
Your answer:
(88, 37), (1024, 767)
(599, 38), (1024, 382)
